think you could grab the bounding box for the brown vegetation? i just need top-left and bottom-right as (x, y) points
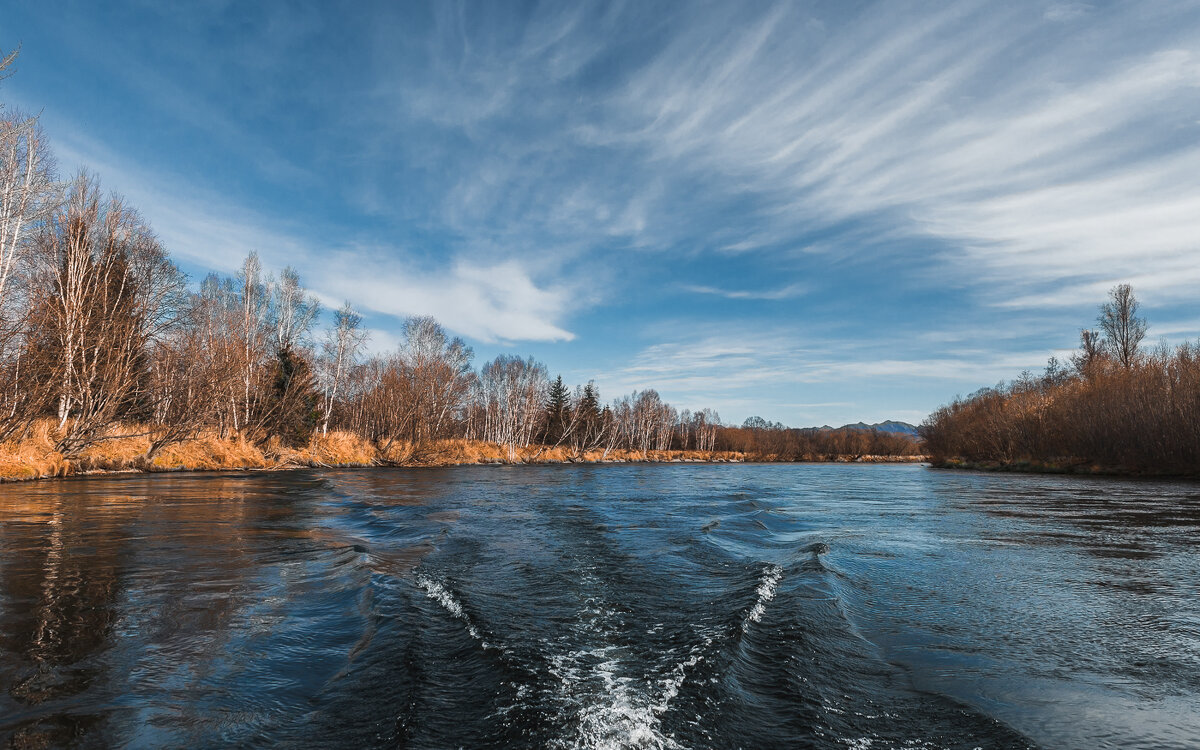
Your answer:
(0, 419), (924, 483)
(922, 284), (1200, 475)
(716, 422), (923, 461)
(0, 419), (754, 482)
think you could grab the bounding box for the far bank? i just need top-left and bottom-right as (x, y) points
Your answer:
(0, 424), (927, 484)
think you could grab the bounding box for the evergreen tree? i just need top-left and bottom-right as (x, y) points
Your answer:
(543, 374), (570, 444)
(573, 381), (602, 451)
(579, 381), (600, 422)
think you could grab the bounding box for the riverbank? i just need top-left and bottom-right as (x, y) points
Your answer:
(931, 457), (1199, 478)
(0, 423), (926, 483)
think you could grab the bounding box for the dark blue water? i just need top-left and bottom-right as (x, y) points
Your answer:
(0, 464), (1197, 749)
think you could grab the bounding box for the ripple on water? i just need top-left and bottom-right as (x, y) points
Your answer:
(1, 465), (1196, 749)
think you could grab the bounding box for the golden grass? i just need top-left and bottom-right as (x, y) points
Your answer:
(153, 433), (267, 472)
(390, 439), (748, 466)
(281, 431), (378, 468)
(0, 421), (919, 484)
(0, 420), (68, 480)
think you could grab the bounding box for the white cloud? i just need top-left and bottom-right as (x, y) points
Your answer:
(1044, 3), (1093, 22)
(322, 255), (574, 343)
(681, 282), (807, 300)
(47, 125), (577, 344)
(595, 1), (1200, 300)
(601, 328), (1052, 396)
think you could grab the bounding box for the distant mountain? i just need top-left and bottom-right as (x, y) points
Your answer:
(814, 420), (920, 437)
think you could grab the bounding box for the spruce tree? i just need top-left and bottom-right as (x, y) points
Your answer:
(544, 375), (570, 444)
(576, 381), (602, 450)
(579, 381), (600, 422)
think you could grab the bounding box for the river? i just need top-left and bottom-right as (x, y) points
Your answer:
(0, 464), (1197, 748)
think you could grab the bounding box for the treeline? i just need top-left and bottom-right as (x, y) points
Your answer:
(2, 52), (749, 464)
(921, 284), (1200, 474)
(0, 169), (728, 461)
(714, 418), (922, 460)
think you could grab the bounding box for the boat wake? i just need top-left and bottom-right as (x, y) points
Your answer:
(542, 562), (785, 749)
(543, 563), (687, 750)
(414, 572), (500, 652)
(742, 563), (784, 632)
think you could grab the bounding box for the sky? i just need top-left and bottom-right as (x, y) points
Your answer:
(5, 0), (1200, 427)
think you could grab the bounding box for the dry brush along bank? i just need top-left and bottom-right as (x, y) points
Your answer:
(922, 284), (1200, 477)
(0, 423), (925, 483)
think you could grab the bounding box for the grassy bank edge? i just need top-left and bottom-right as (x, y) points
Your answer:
(930, 457), (1199, 478)
(0, 424), (928, 483)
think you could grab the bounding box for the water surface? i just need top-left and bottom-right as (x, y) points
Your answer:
(0, 464), (1197, 748)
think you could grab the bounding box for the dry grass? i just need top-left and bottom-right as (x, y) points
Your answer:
(0, 420), (68, 480)
(384, 439), (748, 466)
(282, 431), (378, 468)
(153, 433), (267, 472)
(0, 422), (772, 484)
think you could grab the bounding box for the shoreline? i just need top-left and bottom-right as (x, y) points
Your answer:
(0, 444), (930, 484)
(930, 458), (1200, 479)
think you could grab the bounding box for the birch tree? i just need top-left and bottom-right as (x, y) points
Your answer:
(273, 265), (319, 355)
(237, 252), (271, 431)
(401, 316), (473, 442)
(0, 48), (57, 438)
(318, 301), (367, 435)
(0, 112), (53, 348)
(27, 173), (184, 454)
(478, 355), (547, 458)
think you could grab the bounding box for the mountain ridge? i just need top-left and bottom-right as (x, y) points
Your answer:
(815, 420), (920, 436)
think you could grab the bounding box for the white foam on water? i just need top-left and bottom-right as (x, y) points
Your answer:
(417, 563), (779, 749)
(547, 644), (684, 750)
(414, 573), (494, 650)
(650, 638), (711, 722)
(542, 565), (701, 750)
(742, 564), (784, 632)
(543, 562), (798, 748)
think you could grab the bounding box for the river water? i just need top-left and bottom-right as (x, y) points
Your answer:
(0, 464), (1197, 749)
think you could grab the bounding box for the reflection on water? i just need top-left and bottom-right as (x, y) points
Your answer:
(0, 465), (1197, 748)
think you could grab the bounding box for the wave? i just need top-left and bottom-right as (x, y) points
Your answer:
(547, 644), (682, 750)
(742, 563), (784, 632)
(413, 572), (499, 652)
(544, 561), (795, 749)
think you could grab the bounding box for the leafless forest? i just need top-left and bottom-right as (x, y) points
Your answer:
(921, 283), (1200, 474)
(0, 51), (918, 476)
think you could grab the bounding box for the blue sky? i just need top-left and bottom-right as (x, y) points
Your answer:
(5, 0), (1200, 427)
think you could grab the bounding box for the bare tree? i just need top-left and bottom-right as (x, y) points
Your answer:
(692, 408), (720, 452)
(1072, 328), (1107, 375)
(194, 273), (244, 438)
(599, 403), (624, 459)
(630, 389), (674, 455)
(1098, 283), (1147, 368)
(318, 301), (367, 435)
(0, 113), (54, 338)
(273, 265), (319, 355)
(144, 295), (222, 457)
(401, 316), (473, 442)
(0, 48), (58, 439)
(27, 173), (185, 454)
(237, 252), (272, 431)
(349, 354), (415, 455)
(478, 355), (547, 458)
(0, 47), (18, 83)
